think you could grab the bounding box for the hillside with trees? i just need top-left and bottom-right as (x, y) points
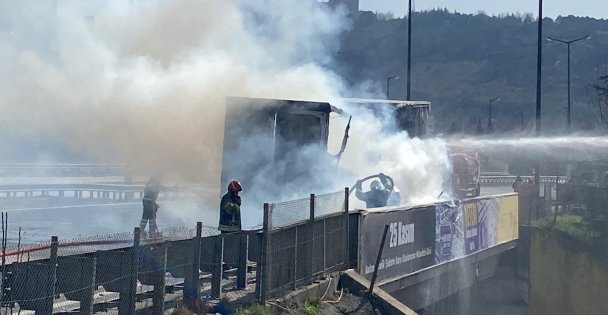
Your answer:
(334, 9), (608, 135)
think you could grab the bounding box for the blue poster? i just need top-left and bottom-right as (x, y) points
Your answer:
(435, 203), (464, 263)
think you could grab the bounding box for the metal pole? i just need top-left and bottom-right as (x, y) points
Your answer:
(534, 0), (543, 199)
(406, 0), (412, 100)
(258, 203), (270, 303)
(536, 0), (542, 137)
(343, 187), (350, 268)
(369, 225), (389, 294)
(129, 227), (140, 315)
(386, 77), (390, 99)
(191, 222), (202, 299)
(308, 194), (315, 284)
(567, 43), (571, 134)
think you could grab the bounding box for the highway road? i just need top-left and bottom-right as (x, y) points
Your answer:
(1, 181), (515, 244)
(1, 197), (218, 244)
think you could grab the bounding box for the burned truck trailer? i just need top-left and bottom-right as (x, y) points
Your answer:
(220, 97), (345, 195)
(343, 98), (431, 138)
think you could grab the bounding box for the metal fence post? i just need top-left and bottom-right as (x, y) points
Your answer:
(308, 194), (315, 284)
(191, 222), (202, 301)
(152, 246), (167, 314)
(237, 232), (247, 289)
(211, 235), (224, 299)
(80, 257), (96, 315)
(254, 231), (264, 300)
(129, 227), (141, 314)
(343, 187), (350, 268)
(42, 236), (58, 314)
(258, 203), (270, 303)
(292, 226), (298, 290)
(50, 235), (58, 296)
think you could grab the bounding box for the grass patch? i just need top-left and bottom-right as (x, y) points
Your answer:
(235, 303), (270, 315)
(300, 298), (321, 315)
(533, 215), (600, 240)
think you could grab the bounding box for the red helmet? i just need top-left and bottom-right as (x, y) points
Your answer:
(228, 180), (242, 193)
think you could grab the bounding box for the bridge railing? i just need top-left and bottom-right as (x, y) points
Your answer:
(0, 223), (261, 314)
(0, 188), (352, 312)
(0, 184), (195, 201)
(0, 163), (125, 177)
(480, 175), (566, 185)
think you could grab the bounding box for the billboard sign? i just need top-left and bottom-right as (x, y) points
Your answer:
(358, 206), (435, 282)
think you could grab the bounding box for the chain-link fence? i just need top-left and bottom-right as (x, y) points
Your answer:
(0, 189), (351, 311)
(0, 223), (260, 314)
(257, 188), (350, 301)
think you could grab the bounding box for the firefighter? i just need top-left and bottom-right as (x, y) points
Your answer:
(140, 173), (164, 238)
(355, 173), (394, 208)
(218, 180), (242, 233)
(512, 176), (523, 193)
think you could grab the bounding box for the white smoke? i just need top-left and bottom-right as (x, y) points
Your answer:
(1, 0), (451, 232)
(329, 104), (451, 208)
(0, 0), (347, 179)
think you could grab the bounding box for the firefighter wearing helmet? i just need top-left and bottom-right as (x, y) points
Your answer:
(355, 173), (394, 208)
(218, 180), (242, 233)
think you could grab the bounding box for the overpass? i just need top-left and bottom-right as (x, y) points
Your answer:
(0, 189), (522, 314)
(350, 193), (521, 313)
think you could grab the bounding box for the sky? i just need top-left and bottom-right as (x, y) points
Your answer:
(360, 0), (607, 19)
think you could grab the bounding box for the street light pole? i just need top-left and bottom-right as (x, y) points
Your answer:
(386, 75), (400, 99)
(546, 35), (590, 134)
(534, 0), (543, 217)
(536, 0), (542, 138)
(406, 0), (412, 100)
(488, 98), (500, 132)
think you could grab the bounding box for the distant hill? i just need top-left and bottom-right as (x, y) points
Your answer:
(334, 9), (608, 134)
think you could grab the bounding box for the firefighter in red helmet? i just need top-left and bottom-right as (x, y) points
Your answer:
(218, 180), (242, 233)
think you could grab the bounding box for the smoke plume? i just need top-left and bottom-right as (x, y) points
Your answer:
(1, 0), (451, 231)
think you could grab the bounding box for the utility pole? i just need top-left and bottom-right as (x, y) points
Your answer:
(406, 0), (412, 100)
(546, 35), (591, 134)
(536, 0), (542, 138)
(534, 0), (543, 209)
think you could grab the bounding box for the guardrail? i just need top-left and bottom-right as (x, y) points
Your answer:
(0, 163), (125, 177)
(0, 184), (193, 201)
(480, 175), (566, 185)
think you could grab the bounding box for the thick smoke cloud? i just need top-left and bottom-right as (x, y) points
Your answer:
(1, 0), (451, 230)
(0, 0), (346, 181)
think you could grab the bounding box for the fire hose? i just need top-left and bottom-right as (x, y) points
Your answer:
(349, 174), (393, 195)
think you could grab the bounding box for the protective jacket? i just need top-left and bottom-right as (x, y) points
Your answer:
(143, 176), (162, 202)
(219, 192), (241, 232)
(356, 189), (391, 208)
(355, 174), (394, 208)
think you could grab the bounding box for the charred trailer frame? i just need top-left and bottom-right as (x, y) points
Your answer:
(220, 97), (345, 194)
(343, 98), (431, 138)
